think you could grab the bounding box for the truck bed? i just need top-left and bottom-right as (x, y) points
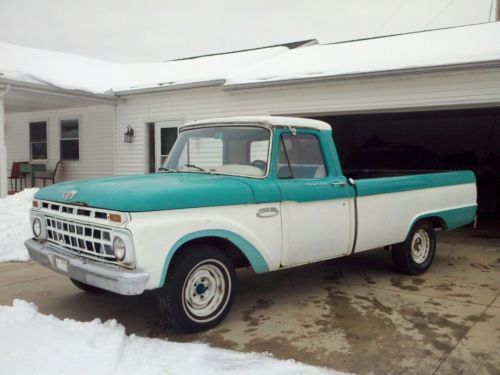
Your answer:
(349, 170), (477, 253)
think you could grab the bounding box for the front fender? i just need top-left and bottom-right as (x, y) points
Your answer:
(158, 229), (270, 287)
(127, 204), (281, 289)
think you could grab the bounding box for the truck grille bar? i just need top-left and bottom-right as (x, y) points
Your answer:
(45, 215), (117, 263)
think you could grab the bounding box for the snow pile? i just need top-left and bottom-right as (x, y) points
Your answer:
(0, 300), (336, 375)
(0, 188), (38, 262)
(0, 42), (288, 93)
(225, 22), (500, 86)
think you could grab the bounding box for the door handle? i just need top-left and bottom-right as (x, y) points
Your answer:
(305, 182), (329, 186)
(331, 181), (346, 187)
(256, 207), (279, 218)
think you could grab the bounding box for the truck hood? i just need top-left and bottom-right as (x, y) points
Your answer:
(34, 173), (255, 212)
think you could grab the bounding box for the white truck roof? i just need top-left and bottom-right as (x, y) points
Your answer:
(183, 116), (331, 131)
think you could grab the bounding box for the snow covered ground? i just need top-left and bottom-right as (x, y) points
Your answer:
(0, 188), (38, 262)
(0, 300), (336, 374)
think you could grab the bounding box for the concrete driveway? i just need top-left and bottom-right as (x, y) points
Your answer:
(1, 232), (499, 374)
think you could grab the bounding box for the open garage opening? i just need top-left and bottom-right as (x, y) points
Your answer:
(302, 108), (500, 229)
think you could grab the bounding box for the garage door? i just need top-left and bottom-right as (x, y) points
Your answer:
(311, 107), (500, 221)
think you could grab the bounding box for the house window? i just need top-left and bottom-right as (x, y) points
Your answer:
(29, 121), (48, 160)
(60, 119), (79, 160)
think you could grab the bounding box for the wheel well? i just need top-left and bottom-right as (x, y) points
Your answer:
(168, 236), (252, 273)
(416, 216), (446, 230)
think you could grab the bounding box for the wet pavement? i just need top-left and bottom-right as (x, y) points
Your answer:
(1, 231), (499, 374)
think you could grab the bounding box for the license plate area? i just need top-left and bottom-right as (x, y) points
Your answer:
(55, 257), (69, 273)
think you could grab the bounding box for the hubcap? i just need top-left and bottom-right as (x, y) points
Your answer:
(183, 261), (228, 321)
(411, 229), (431, 264)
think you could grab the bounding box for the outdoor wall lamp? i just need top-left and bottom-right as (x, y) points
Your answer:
(124, 125), (134, 143)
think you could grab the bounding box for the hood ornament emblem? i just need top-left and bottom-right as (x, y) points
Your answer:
(63, 190), (77, 200)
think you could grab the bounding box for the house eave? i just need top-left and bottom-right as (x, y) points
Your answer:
(0, 77), (121, 104)
(222, 60), (500, 91)
(115, 79), (226, 96)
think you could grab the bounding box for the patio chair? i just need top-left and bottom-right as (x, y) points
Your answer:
(34, 161), (62, 186)
(8, 161), (29, 193)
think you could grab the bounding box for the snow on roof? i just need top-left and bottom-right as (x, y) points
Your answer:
(184, 116), (331, 130)
(224, 22), (500, 87)
(0, 42), (289, 94)
(2, 23), (500, 96)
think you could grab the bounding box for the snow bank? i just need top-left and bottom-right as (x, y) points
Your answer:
(0, 299), (336, 375)
(0, 42), (288, 93)
(225, 22), (500, 86)
(0, 189), (38, 262)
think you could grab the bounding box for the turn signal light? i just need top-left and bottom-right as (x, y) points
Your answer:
(32, 200), (39, 208)
(109, 213), (122, 223)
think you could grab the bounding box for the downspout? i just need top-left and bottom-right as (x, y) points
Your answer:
(490, 0), (500, 21)
(0, 85), (12, 198)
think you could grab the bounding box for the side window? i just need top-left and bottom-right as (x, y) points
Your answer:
(277, 133), (327, 179)
(29, 121), (48, 160)
(60, 119), (80, 160)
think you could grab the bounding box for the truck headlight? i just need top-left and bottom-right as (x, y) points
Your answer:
(32, 218), (42, 238)
(113, 236), (126, 261)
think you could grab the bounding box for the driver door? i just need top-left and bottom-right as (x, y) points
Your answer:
(276, 130), (355, 267)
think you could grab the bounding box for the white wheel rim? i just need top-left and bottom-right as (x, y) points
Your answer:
(411, 229), (431, 264)
(182, 260), (230, 322)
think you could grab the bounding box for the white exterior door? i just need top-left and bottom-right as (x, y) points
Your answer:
(154, 120), (182, 171)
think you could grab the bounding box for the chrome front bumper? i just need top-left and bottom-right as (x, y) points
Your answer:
(25, 239), (149, 295)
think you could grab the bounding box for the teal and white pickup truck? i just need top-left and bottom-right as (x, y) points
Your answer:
(26, 116), (477, 332)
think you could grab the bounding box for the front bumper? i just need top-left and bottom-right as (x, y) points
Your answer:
(25, 239), (149, 295)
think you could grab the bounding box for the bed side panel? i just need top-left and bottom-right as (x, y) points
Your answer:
(354, 172), (476, 253)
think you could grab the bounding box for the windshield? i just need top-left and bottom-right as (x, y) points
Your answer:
(164, 126), (271, 177)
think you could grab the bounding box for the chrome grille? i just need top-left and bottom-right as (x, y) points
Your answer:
(41, 201), (108, 220)
(45, 215), (117, 263)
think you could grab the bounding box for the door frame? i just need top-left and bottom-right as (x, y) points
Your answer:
(153, 119), (184, 171)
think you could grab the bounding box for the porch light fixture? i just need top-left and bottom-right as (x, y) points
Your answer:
(124, 125), (134, 143)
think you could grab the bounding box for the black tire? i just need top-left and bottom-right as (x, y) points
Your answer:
(158, 245), (236, 333)
(392, 221), (436, 275)
(70, 278), (107, 293)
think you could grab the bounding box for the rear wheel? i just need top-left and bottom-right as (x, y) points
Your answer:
(158, 245), (236, 333)
(392, 221), (436, 275)
(70, 279), (106, 293)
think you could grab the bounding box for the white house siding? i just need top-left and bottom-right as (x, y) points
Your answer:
(5, 105), (115, 185)
(114, 68), (500, 175)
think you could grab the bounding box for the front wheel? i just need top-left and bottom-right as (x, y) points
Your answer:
(158, 245), (236, 333)
(392, 221), (436, 275)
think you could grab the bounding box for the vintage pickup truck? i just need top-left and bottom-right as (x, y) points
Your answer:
(26, 116), (477, 332)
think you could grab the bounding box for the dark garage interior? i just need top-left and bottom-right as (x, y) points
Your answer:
(312, 107), (500, 227)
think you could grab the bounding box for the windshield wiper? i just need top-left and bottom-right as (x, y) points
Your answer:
(158, 167), (176, 172)
(184, 164), (210, 172)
